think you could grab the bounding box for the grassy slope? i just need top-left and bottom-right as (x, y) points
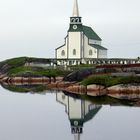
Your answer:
(8, 66), (70, 77)
(81, 75), (140, 87)
(0, 57), (71, 77)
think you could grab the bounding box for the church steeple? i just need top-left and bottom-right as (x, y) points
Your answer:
(73, 0), (79, 17)
(74, 134), (80, 140)
(69, 0), (82, 30)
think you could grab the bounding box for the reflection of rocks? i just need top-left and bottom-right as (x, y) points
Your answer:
(0, 76), (9, 82)
(47, 81), (75, 89)
(87, 84), (106, 96)
(65, 84), (107, 96)
(108, 84), (140, 99)
(65, 84), (87, 95)
(64, 84), (140, 99)
(108, 84), (140, 93)
(109, 93), (140, 100)
(1, 76), (140, 100)
(0, 74), (7, 80)
(1, 76), (63, 84)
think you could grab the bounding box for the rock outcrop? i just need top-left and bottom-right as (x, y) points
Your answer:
(63, 68), (96, 82)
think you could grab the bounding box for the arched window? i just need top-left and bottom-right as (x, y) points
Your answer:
(73, 49), (76, 55)
(71, 18), (75, 23)
(75, 18), (79, 22)
(89, 50), (93, 56)
(62, 95), (65, 100)
(61, 50), (65, 56)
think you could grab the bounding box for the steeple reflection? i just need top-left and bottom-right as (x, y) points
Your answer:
(56, 92), (102, 140)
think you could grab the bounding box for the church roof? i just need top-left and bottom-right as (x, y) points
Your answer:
(84, 106), (102, 123)
(90, 44), (108, 50)
(70, 106), (102, 126)
(55, 44), (65, 50)
(83, 25), (102, 41)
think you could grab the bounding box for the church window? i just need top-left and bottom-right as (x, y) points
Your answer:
(71, 18), (75, 23)
(89, 50), (93, 55)
(73, 49), (76, 55)
(61, 50), (65, 56)
(75, 18), (79, 22)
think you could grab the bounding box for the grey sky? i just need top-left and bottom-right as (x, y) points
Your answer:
(0, 0), (140, 60)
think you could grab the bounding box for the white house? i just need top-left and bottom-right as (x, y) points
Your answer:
(56, 0), (107, 65)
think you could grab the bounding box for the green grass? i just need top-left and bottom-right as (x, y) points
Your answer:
(4, 57), (28, 67)
(8, 66), (71, 77)
(0, 57), (29, 74)
(81, 75), (140, 87)
(0, 57), (71, 77)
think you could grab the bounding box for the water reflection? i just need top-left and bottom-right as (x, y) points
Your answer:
(1, 82), (49, 93)
(0, 83), (140, 140)
(1, 82), (138, 106)
(56, 92), (102, 140)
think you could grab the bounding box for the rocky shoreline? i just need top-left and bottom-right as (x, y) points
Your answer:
(1, 76), (140, 100)
(0, 57), (140, 100)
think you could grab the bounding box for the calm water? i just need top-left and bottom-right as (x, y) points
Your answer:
(0, 85), (140, 140)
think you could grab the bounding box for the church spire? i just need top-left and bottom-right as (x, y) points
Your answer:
(74, 134), (80, 140)
(73, 0), (79, 17)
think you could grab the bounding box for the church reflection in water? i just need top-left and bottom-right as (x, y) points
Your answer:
(56, 92), (102, 140)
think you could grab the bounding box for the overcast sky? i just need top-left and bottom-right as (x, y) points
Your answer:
(0, 0), (140, 61)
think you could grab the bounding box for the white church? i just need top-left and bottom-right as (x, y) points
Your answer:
(56, 0), (107, 65)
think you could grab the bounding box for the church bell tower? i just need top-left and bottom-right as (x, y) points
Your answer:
(67, 0), (83, 60)
(69, 0), (83, 32)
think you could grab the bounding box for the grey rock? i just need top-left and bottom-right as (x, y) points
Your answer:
(63, 68), (96, 82)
